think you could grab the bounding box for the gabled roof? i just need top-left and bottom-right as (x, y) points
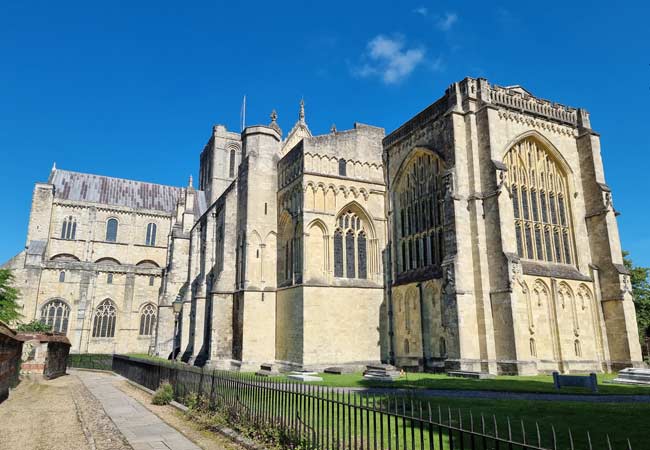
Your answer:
(49, 168), (184, 214)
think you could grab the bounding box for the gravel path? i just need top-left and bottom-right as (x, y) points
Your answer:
(0, 373), (132, 450)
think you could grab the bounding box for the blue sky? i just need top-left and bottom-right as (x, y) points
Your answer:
(1, 1), (649, 265)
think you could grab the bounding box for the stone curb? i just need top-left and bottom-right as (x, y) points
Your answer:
(124, 379), (269, 450)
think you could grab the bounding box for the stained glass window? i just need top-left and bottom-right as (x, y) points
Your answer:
(41, 300), (70, 333)
(334, 230), (343, 277)
(504, 138), (575, 264)
(394, 152), (445, 275)
(139, 304), (156, 336)
(92, 300), (116, 338)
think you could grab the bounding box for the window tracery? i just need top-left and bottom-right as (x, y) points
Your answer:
(504, 137), (575, 264)
(92, 299), (117, 338)
(394, 152), (445, 275)
(40, 300), (70, 333)
(333, 210), (367, 279)
(139, 303), (156, 336)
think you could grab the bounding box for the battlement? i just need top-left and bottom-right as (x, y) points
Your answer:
(487, 83), (577, 126)
(384, 77), (584, 148)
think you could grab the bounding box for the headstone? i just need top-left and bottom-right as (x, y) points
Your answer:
(552, 371), (598, 392)
(287, 371), (323, 382)
(363, 364), (401, 382)
(448, 370), (495, 380)
(255, 362), (280, 377)
(612, 368), (650, 385)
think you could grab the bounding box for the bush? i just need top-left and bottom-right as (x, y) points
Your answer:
(152, 381), (174, 405)
(16, 320), (52, 332)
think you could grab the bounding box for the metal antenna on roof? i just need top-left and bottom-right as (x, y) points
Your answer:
(240, 95), (247, 131)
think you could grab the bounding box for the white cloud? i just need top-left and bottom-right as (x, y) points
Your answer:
(355, 35), (425, 84)
(412, 6), (428, 16)
(436, 12), (458, 31)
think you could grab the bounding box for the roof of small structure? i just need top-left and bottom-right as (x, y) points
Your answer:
(49, 168), (184, 214)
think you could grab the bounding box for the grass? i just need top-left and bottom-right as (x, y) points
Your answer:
(266, 371), (650, 396)
(126, 353), (174, 363)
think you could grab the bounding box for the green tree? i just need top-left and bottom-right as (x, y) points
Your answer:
(0, 269), (21, 323)
(623, 251), (650, 341)
(16, 320), (52, 332)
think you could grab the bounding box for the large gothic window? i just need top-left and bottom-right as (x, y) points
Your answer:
(394, 151), (445, 275)
(60, 216), (77, 240)
(40, 299), (70, 333)
(333, 210), (368, 279)
(139, 303), (156, 336)
(504, 137), (575, 264)
(92, 299), (117, 338)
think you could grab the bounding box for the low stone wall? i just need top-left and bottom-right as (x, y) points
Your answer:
(0, 321), (23, 403)
(18, 332), (71, 379)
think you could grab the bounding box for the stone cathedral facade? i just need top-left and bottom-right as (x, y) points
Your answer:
(4, 77), (643, 374)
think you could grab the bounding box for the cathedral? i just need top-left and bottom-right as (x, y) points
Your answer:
(4, 77), (643, 375)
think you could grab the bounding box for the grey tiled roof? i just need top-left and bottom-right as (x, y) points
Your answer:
(49, 169), (184, 214)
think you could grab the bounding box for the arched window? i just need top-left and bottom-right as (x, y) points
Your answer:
(92, 299), (117, 338)
(229, 149), (236, 178)
(333, 210), (368, 279)
(139, 303), (156, 336)
(404, 339), (410, 354)
(149, 276), (155, 286)
(107, 273), (113, 284)
(106, 218), (118, 242)
(60, 216), (77, 240)
(59, 271), (65, 282)
(504, 137), (575, 264)
(145, 223), (157, 246)
(394, 151), (444, 275)
(40, 300), (70, 333)
(338, 158), (347, 176)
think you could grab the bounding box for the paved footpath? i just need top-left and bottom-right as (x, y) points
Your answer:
(75, 370), (201, 450)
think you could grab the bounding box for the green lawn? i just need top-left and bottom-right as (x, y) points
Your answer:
(267, 371), (650, 396)
(401, 395), (646, 450)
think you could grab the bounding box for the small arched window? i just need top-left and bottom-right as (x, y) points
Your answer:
(107, 273), (113, 284)
(149, 276), (155, 286)
(229, 149), (236, 178)
(60, 216), (77, 240)
(40, 300), (70, 333)
(404, 339), (410, 355)
(59, 271), (65, 282)
(439, 337), (447, 357)
(145, 223), (157, 246)
(338, 158), (347, 176)
(139, 303), (156, 336)
(106, 218), (118, 242)
(92, 299), (117, 338)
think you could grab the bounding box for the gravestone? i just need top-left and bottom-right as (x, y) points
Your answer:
(612, 368), (650, 385)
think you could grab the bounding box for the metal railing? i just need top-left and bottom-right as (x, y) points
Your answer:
(112, 355), (631, 450)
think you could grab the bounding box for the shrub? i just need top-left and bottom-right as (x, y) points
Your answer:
(152, 381), (174, 405)
(16, 320), (52, 332)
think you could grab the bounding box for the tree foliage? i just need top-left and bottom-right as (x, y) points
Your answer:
(0, 269), (21, 324)
(16, 320), (52, 332)
(623, 251), (650, 341)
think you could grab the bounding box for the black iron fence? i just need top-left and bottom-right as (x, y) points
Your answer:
(112, 355), (630, 450)
(68, 353), (113, 371)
